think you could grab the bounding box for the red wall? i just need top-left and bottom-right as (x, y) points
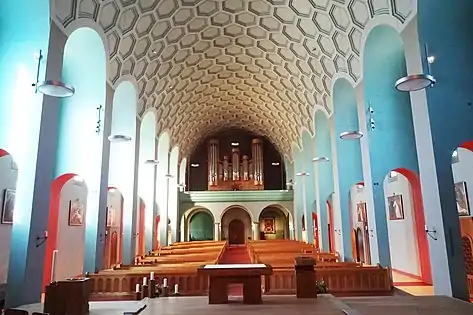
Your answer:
(42, 173), (76, 289)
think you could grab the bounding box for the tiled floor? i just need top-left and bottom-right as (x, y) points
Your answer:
(391, 270), (434, 296)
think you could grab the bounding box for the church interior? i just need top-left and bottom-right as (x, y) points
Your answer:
(1, 0), (473, 314)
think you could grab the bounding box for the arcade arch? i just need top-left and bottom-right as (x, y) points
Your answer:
(221, 206), (252, 245)
(258, 206), (290, 240)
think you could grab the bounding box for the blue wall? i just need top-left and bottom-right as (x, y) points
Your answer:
(301, 131), (316, 244)
(1, 0), (52, 307)
(363, 25), (418, 267)
(314, 111), (333, 250)
(293, 147), (303, 240)
(417, 0), (473, 300)
(332, 78), (363, 261)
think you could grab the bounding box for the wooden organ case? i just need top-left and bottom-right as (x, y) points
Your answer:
(208, 138), (264, 191)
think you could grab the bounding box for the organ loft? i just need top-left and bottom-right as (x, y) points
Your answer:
(207, 138), (264, 191)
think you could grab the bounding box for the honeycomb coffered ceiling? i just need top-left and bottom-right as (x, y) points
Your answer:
(52, 0), (414, 157)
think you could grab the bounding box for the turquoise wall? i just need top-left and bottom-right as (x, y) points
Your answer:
(314, 111), (333, 250)
(57, 27), (108, 272)
(1, 0), (51, 307)
(293, 147), (303, 240)
(417, 0), (472, 300)
(189, 212), (214, 241)
(363, 25), (418, 267)
(333, 78), (363, 261)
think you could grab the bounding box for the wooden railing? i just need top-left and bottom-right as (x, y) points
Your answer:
(266, 267), (392, 296)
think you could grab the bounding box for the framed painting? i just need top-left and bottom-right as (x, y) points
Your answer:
(263, 218), (275, 234)
(356, 202), (367, 222)
(68, 200), (84, 226)
(388, 195), (404, 220)
(455, 182), (470, 216)
(2, 189), (15, 224)
(106, 207), (115, 227)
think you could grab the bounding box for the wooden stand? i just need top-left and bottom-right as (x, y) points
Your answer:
(149, 279), (156, 298)
(141, 285), (149, 299)
(43, 278), (90, 315)
(295, 257), (317, 299)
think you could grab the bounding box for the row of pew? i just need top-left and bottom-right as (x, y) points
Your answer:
(247, 239), (393, 296)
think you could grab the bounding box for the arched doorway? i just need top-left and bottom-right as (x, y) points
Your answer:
(355, 227), (364, 263)
(110, 231), (118, 266)
(229, 219), (245, 244)
(104, 188), (123, 269)
(221, 206), (251, 243)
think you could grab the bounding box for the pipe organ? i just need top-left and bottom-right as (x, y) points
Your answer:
(207, 138), (264, 191)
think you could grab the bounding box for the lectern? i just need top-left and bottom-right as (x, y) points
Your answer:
(44, 278), (90, 315)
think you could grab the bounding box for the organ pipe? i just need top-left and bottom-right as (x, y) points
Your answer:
(223, 156), (229, 181)
(242, 155), (249, 181)
(232, 148), (240, 181)
(208, 139), (219, 186)
(252, 138), (263, 186)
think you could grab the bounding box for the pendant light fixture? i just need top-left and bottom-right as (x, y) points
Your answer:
(395, 44), (436, 92)
(340, 130), (363, 140)
(312, 157), (330, 163)
(108, 135), (132, 142)
(32, 50), (75, 98)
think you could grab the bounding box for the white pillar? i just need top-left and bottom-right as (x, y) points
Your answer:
(214, 222), (220, 241)
(252, 222), (260, 240)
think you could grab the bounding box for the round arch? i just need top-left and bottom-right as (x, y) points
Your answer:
(188, 208), (214, 242)
(258, 205), (291, 240)
(157, 131), (171, 246)
(221, 205), (252, 244)
(168, 146), (180, 243)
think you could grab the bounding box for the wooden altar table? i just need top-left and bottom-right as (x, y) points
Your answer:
(197, 264), (273, 304)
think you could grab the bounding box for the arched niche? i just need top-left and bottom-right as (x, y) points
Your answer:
(349, 182), (371, 264)
(168, 146), (179, 243)
(0, 149), (17, 284)
(258, 206), (289, 240)
(157, 131), (170, 247)
(43, 173), (88, 289)
(314, 110), (334, 251)
(138, 110), (156, 253)
(292, 145), (303, 241)
(326, 193), (335, 253)
(135, 197), (146, 257)
(108, 80), (137, 264)
(299, 130), (315, 245)
(363, 24), (421, 269)
(56, 26), (107, 272)
(189, 209), (214, 241)
(332, 78), (363, 261)
(104, 188), (123, 269)
(179, 157), (187, 190)
(221, 206), (252, 244)
(452, 141), (473, 288)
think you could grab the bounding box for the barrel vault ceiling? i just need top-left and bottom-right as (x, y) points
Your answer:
(52, 0), (414, 157)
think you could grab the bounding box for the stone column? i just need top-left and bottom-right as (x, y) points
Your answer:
(214, 222), (220, 241)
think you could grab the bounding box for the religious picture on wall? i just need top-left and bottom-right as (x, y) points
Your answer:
(356, 202), (367, 222)
(1, 189), (15, 224)
(106, 207), (115, 227)
(455, 182), (470, 216)
(388, 195), (404, 220)
(263, 218), (275, 234)
(68, 200), (84, 226)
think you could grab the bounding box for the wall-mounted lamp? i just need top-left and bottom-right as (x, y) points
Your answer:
(108, 134), (132, 142)
(271, 162), (280, 166)
(395, 44), (436, 92)
(190, 163), (199, 167)
(312, 156), (330, 163)
(96, 105), (103, 134)
(231, 142), (239, 146)
(32, 50), (75, 98)
(144, 159), (159, 165)
(367, 104), (376, 131)
(425, 225), (438, 240)
(340, 130), (363, 140)
(36, 230), (49, 247)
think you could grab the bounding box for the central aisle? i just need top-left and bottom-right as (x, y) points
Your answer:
(217, 244), (253, 295)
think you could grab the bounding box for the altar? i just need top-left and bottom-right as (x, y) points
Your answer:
(197, 264), (273, 304)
